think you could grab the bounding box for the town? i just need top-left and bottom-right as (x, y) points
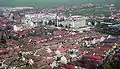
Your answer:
(0, 4), (120, 69)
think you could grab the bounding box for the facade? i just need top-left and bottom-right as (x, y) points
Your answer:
(59, 17), (88, 28)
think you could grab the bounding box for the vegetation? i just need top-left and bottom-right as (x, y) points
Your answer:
(0, 0), (117, 8)
(58, 24), (64, 27)
(95, 23), (119, 36)
(95, 18), (120, 36)
(65, 7), (111, 16)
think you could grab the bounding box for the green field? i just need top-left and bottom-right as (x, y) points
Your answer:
(65, 7), (119, 16)
(0, 0), (116, 8)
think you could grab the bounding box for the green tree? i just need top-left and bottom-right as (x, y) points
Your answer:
(58, 24), (64, 27)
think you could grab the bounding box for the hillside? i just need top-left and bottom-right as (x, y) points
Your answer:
(0, 0), (117, 8)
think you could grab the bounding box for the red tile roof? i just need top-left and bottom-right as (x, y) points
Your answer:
(57, 47), (67, 52)
(14, 47), (21, 52)
(34, 36), (41, 41)
(16, 24), (24, 28)
(7, 40), (19, 46)
(83, 54), (102, 60)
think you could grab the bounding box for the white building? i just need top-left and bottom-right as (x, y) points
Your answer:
(13, 24), (25, 32)
(59, 17), (88, 28)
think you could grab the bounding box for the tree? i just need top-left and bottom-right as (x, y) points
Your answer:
(0, 31), (6, 44)
(58, 24), (64, 27)
(91, 21), (95, 25)
(48, 20), (53, 25)
(48, 20), (55, 25)
(65, 24), (71, 29)
(65, 25), (68, 28)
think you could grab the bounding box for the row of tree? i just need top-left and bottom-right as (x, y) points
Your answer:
(95, 22), (120, 36)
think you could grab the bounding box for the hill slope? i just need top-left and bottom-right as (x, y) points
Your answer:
(0, 0), (116, 8)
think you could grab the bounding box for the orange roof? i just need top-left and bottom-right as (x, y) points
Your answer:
(57, 47), (67, 52)
(83, 54), (102, 60)
(16, 24), (25, 28)
(60, 64), (75, 69)
(14, 47), (21, 52)
(7, 40), (19, 46)
(34, 36), (41, 41)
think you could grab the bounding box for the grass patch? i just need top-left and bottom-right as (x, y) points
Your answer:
(65, 7), (119, 16)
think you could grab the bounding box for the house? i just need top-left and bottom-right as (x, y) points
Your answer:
(13, 24), (25, 32)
